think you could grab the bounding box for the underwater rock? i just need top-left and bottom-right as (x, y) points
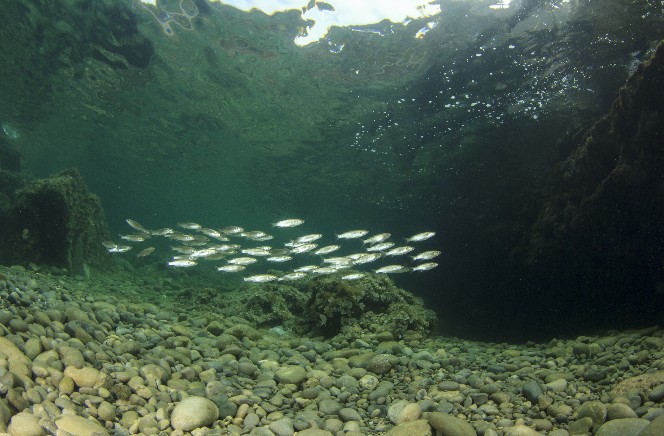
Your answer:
(1, 168), (111, 275)
(0, 137), (25, 235)
(522, 40), (664, 321)
(302, 273), (436, 340)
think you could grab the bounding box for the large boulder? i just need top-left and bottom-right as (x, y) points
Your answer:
(1, 168), (111, 274)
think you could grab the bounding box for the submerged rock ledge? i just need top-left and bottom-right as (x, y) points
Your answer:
(1, 265), (664, 435)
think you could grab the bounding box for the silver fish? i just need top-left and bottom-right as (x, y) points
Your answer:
(217, 264), (245, 272)
(385, 246), (415, 256)
(295, 233), (323, 243)
(137, 247), (155, 257)
(272, 219), (305, 228)
(267, 256), (293, 262)
(412, 250), (441, 261)
(311, 267), (338, 275)
(350, 253), (382, 264)
(337, 230), (369, 239)
(199, 228), (222, 238)
(363, 233), (391, 245)
(120, 233), (149, 242)
(190, 248), (218, 259)
(413, 262), (438, 271)
(375, 265), (410, 274)
(171, 246), (196, 254)
(241, 231), (269, 239)
(228, 257), (258, 265)
(178, 222), (202, 230)
(294, 265), (319, 272)
(341, 273), (366, 280)
(269, 248), (291, 256)
(290, 243), (318, 254)
(244, 274), (278, 283)
(107, 245), (132, 253)
(102, 241), (117, 249)
(278, 272), (307, 281)
(168, 259), (197, 267)
(165, 233), (195, 242)
(150, 227), (174, 236)
(221, 226), (244, 234)
(126, 219), (149, 233)
(314, 245), (341, 255)
(204, 253), (227, 261)
(323, 257), (353, 268)
(242, 248), (272, 256)
(405, 231), (436, 242)
(366, 242), (395, 252)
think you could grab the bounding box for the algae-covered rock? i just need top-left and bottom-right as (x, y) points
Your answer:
(1, 168), (111, 274)
(303, 273), (436, 339)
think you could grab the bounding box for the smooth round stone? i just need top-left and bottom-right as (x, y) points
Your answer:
(521, 381), (543, 402)
(319, 399), (342, 416)
(607, 402), (637, 419)
(386, 419), (432, 436)
(7, 411), (45, 436)
(55, 415), (109, 436)
(427, 412), (475, 436)
(324, 418), (344, 432)
(638, 413), (664, 436)
(171, 396), (219, 431)
(268, 417), (295, 436)
(338, 408), (362, 422)
(545, 378), (568, 393)
(97, 401), (116, 421)
(504, 425), (542, 436)
(648, 384), (664, 402)
(275, 366), (307, 385)
(388, 401), (421, 425)
(23, 338), (42, 360)
(438, 381), (460, 391)
(595, 418), (650, 436)
(577, 400), (607, 428)
(64, 366), (102, 388)
(9, 318), (29, 333)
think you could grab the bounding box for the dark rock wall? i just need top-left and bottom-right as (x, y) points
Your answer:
(1, 169), (111, 274)
(522, 40), (664, 326)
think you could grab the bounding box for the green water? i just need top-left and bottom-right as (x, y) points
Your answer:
(1, 0), (663, 339)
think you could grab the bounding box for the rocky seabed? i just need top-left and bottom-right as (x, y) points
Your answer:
(0, 265), (664, 435)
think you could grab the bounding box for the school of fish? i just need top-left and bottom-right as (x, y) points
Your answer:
(104, 218), (440, 283)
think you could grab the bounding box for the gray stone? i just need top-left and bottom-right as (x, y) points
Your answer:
(338, 408), (362, 422)
(522, 380), (543, 402)
(637, 413), (664, 436)
(438, 381), (460, 391)
(386, 419), (432, 436)
(648, 384), (664, 402)
(7, 411), (45, 436)
(595, 418), (649, 436)
(319, 399), (342, 416)
(427, 412), (475, 436)
(275, 366), (307, 385)
(269, 417), (295, 436)
(607, 402), (637, 420)
(171, 396), (219, 431)
(55, 415), (109, 436)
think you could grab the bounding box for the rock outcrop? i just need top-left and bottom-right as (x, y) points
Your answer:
(1, 168), (111, 275)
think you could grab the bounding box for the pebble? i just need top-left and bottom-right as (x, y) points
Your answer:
(55, 414), (109, 436)
(427, 412), (475, 436)
(2, 266), (664, 436)
(386, 419), (432, 435)
(594, 417), (650, 436)
(274, 366), (307, 385)
(7, 411), (44, 436)
(170, 396), (219, 431)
